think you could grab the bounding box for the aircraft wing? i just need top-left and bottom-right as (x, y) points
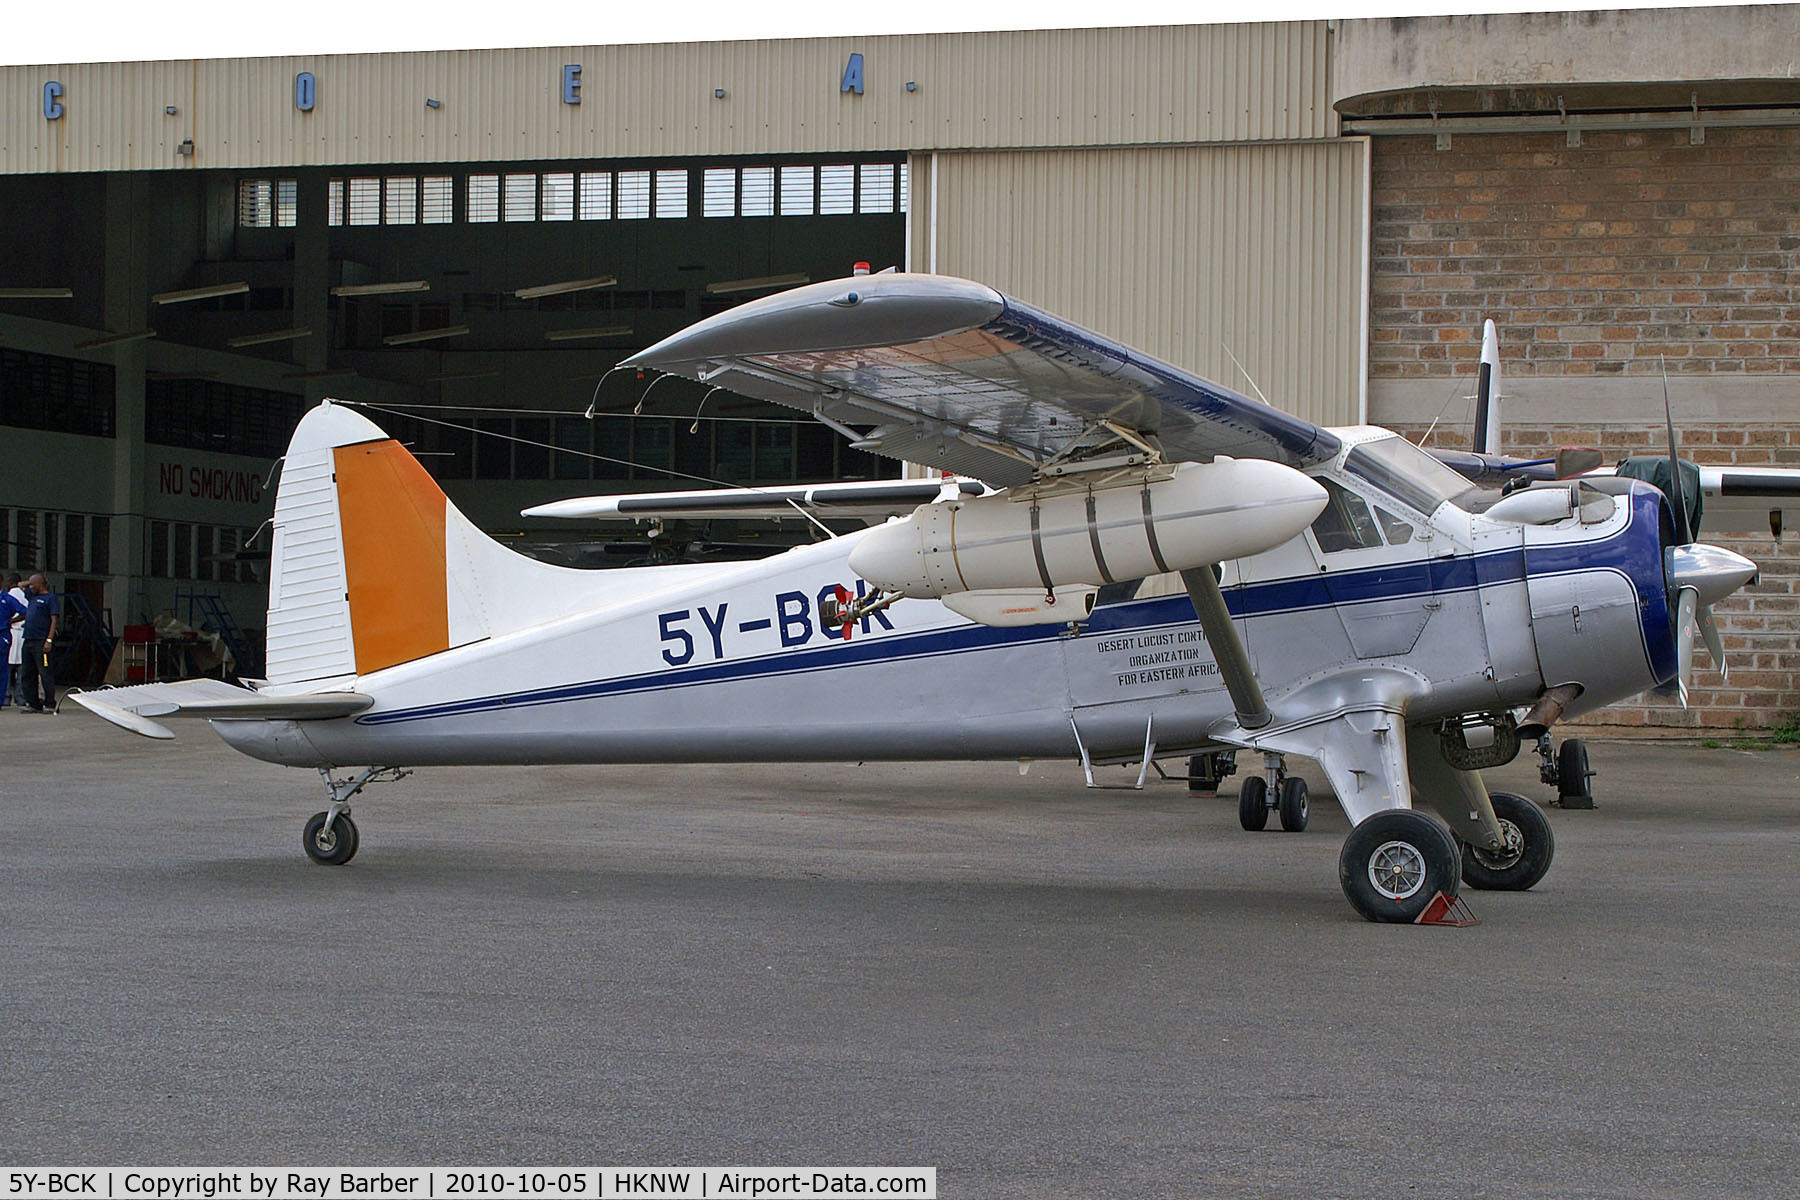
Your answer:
(70, 679), (373, 740)
(625, 273), (1341, 487)
(524, 477), (991, 522)
(1689, 466), (1800, 534)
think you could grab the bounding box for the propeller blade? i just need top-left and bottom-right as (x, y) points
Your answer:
(833, 584), (855, 641)
(1661, 357), (1694, 544)
(1475, 319), (1501, 456)
(1697, 601), (1728, 679)
(1675, 586), (1698, 707)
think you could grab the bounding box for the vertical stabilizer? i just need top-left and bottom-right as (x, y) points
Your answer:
(264, 399), (720, 686)
(265, 401), (493, 684)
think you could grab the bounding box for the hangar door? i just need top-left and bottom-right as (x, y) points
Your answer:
(911, 141), (1369, 429)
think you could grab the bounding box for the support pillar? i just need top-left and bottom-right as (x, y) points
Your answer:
(104, 174), (151, 624)
(292, 169), (331, 385)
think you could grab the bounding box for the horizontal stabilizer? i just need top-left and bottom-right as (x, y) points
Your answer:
(70, 679), (372, 740)
(526, 477), (990, 522)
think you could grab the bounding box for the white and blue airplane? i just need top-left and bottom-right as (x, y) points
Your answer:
(74, 273), (1766, 923)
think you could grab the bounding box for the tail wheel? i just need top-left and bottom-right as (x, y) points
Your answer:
(1338, 810), (1460, 922)
(1238, 776), (1269, 831)
(1277, 777), (1309, 832)
(303, 811), (359, 865)
(1461, 791), (1554, 891)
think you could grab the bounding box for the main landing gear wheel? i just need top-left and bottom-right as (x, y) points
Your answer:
(1277, 777), (1309, 832)
(303, 811), (359, 865)
(1460, 791), (1554, 891)
(1338, 810), (1460, 923)
(1558, 739), (1596, 808)
(1238, 776), (1269, 831)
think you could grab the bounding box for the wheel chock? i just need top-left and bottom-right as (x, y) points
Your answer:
(1415, 891), (1480, 926)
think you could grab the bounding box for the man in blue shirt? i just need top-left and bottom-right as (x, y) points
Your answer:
(19, 574), (60, 713)
(0, 576), (24, 710)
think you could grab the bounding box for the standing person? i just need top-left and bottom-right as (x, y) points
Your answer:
(19, 574), (60, 714)
(5, 573), (23, 706)
(0, 577), (23, 710)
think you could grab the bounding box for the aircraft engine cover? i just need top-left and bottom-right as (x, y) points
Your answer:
(849, 459), (1327, 598)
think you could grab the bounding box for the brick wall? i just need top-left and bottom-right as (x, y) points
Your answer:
(1371, 126), (1800, 382)
(1371, 126), (1800, 732)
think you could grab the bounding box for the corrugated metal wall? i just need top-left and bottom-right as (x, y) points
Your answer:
(1, 23), (1332, 173)
(916, 141), (1369, 428)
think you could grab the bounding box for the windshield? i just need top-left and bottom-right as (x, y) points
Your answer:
(1342, 436), (1480, 517)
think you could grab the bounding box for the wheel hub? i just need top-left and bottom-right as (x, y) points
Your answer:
(1368, 840), (1428, 900)
(1471, 818), (1525, 871)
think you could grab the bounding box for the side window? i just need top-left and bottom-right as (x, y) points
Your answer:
(1373, 507), (1415, 546)
(1310, 478), (1385, 553)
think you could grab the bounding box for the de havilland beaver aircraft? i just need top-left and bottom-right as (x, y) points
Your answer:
(74, 272), (1769, 923)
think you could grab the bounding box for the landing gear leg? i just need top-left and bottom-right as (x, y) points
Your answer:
(1224, 697), (1480, 921)
(302, 766), (410, 866)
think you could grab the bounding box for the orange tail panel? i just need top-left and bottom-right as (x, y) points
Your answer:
(334, 439), (450, 674)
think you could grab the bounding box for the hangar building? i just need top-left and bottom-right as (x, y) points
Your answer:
(1, 4), (1796, 728)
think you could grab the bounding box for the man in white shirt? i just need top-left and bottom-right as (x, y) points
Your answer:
(5, 574), (24, 707)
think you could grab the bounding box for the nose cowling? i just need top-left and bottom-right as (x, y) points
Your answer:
(1665, 543), (1758, 608)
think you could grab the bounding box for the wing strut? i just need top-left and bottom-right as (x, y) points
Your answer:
(1180, 567), (1271, 731)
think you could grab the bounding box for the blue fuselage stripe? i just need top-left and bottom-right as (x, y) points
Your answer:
(359, 489), (1674, 726)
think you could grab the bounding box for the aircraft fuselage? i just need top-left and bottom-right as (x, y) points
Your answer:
(212, 428), (1677, 774)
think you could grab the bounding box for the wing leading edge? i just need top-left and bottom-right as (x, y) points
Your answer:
(625, 273), (1341, 487)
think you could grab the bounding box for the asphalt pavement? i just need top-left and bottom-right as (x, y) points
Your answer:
(2, 706), (1797, 1198)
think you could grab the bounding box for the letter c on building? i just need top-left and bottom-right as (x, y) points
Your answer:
(43, 81), (64, 120)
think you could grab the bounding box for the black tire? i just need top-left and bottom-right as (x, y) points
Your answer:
(1558, 739), (1595, 807)
(1460, 791), (1554, 891)
(1338, 810), (1460, 922)
(1277, 777), (1310, 832)
(1238, 776), (1269, 831)
(1188, 753), (1220, 796)
(302, 811), (359, 865)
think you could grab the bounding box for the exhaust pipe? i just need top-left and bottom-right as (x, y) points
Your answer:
(1517, 683), (1584, 741)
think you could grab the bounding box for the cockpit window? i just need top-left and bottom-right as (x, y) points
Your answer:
(1343, 436), (1478, 517)
(1310, 478), (1386, 553)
